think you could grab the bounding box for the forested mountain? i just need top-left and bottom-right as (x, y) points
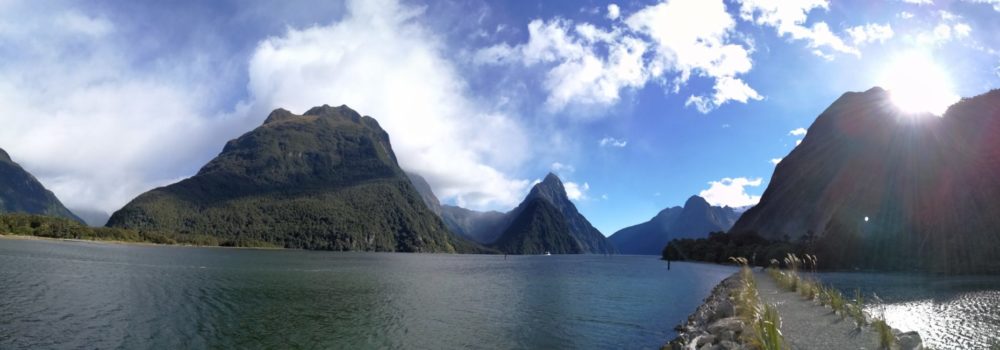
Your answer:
(609, 195), (740, 255)
(107, 105), (480, 252)
(0, 147), (82, 223)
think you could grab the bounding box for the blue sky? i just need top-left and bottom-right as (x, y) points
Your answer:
(1, 0), (999, 234)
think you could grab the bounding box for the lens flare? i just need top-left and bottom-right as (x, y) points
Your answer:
(878, 51), (960, 116)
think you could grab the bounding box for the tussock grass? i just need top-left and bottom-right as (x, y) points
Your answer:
(730, 257), (785, 350)
(849, 289), (867, 327)
(871, 319), (894, 350)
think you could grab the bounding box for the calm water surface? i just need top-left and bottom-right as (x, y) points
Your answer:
(0, 238), (735, 349)
(813, 271), (1000, 349)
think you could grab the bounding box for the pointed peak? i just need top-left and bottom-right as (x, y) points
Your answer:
(684, 195), (710, 208)
(542, 172), (562, 185)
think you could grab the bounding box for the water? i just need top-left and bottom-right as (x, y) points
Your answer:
(0, 238), (735, 349)
(812, 271), (1000, 349)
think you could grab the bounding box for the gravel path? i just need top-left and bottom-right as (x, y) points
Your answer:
(754, 271), (881, 350)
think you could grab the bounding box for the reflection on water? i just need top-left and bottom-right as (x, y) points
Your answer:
(0, 238), (735, 349)
(811, 271), (1000, 349)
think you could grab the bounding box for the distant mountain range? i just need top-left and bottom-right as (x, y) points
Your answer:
(408, 172), (616, 254)
(608, 195), (742, 255)
(731, 87), (1000, 273)
(107, 105), (481, 252)
(0, 147), (82, 223)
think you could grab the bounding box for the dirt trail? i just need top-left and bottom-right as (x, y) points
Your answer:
(754, 271), (881, 350)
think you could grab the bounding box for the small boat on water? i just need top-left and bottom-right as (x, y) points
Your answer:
(544, 251), (551, 256)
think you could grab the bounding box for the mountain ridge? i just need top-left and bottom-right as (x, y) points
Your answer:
(730, 87), (1000, 272)
(107, 105), (479, 253)
(0, 147), (82, 223)
(608, 195), (741, 255)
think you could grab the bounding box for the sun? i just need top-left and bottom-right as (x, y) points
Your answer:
(878, 51), (960, 116)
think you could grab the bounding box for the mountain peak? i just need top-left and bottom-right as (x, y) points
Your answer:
(0, 147), (9, 162)
(683, 195), (710, 209)
(304, 104), (363, 122)
(527, 172), (568, 203)
(541, 172), (562, 186)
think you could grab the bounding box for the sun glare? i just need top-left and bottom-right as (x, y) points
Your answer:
(879, 51), (960, 116)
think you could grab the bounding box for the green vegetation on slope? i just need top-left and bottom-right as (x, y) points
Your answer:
(0, 213), (277, 247)
(107, 105), (481, 253)
(663, 231), (800, 267)
(491, 198), (580, 254)
(0, 147), (83, 223)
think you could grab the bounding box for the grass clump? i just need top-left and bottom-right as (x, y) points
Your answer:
(848, 288), (867, 327)
(730, 257), (785, 350)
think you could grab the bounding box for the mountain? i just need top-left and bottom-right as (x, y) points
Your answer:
(491, 197), (579, 254)
(608, 195), (741, 255)
(404, 172), (507, 243)
(107, 105), (477, 252)
(405, 171), (614, 254)
(439, 205), (508, 243)
(493, 173), (616, 254)
(405, 172), (443, 216)
(729, 87), (1000, 273)
(70, 207), (111, 227)
(0, 147), (82, 223)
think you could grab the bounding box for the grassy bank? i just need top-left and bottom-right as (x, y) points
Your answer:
(0, 213), (280, 248)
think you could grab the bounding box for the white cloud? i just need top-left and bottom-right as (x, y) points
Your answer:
(474, 18), (649, 111)
(736, 0), (867, 58)
(901, 0), (933, 4)
(796, 139), (803, 146)
(564, 181), (590, 200)
(247, 0), (531, 210)
(607, 4), (621, 20)
(698, 177), (763, 207)
(964, 0), (1000, 11)
(899, 11), (915, 19)
(770, 158), (782, 165)
(551, 162), (576, 173)
(847, 23), (894, 46)
(598, 137), (628, 147)
(475, 0), (761, 114)
(789, 127), (807, 136)
(0, 4), (247, 213)
(628, 0), (760, 112)
(913, 11), (972, 45)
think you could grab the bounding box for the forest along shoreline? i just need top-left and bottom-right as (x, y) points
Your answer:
(666, 256), (924, 350)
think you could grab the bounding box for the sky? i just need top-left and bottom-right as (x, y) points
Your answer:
(1, 0), (999, 235)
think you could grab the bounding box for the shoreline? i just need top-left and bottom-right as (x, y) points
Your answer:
(666, 269), (926, 350)
(0, 233), (285, 251)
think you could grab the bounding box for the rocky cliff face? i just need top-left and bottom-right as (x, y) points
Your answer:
(730, 87), (1000, 272)
(608, 196), (741, 255)
(0, 147), (82, 223)
(108, 105), (477, 252)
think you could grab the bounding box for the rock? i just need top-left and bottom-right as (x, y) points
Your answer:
(719, 340), (741, 350)
(707, 317), (744, 334)
(719, 330), (737, 342)
(698, 344), (721, 350)
(695, 334), (716, 347)
(715, 299), (735, 319)
(897, 331), (923, 350)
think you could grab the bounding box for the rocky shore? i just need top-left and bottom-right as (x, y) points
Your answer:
(664, 273), (748, 350)
(664, 271), (926, 350)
